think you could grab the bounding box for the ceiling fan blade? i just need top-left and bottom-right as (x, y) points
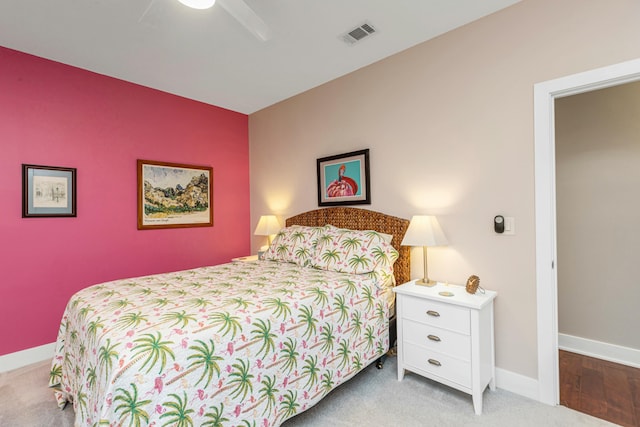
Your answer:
(217, 0), (271, 42)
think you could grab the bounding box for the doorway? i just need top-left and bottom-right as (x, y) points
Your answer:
(534, 58), (640, 405)
(553, 79), (640, 426)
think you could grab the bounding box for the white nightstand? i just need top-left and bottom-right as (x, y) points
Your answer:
(232, 255), (259, 262)
(393, 280), (497, 415)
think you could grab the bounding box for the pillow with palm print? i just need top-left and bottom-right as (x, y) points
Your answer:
(262, 225), (326, 266)
(310, 226), (399, 275)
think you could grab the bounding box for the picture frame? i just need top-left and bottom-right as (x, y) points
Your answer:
(137, 159), (213, 230)
(317, 149), (370, 206)
(22, 164), (77, 218)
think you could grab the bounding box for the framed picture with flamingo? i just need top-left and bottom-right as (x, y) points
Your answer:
(317, 148), (370, 206)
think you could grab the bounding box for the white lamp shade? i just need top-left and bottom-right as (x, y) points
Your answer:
(254, 215), (281, 236)
(401, 215), (448, 247)
(177, 0), (216, 10)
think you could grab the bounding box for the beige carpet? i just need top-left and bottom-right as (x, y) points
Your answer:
(0, 356), (614, 426)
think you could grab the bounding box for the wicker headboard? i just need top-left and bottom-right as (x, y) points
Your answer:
(286, 207), (410, 285)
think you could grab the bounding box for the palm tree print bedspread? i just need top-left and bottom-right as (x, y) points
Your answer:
(49, 260), (392, 426)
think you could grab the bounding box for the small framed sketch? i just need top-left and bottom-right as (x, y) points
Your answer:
(137, 159), (213, 230)
(317, 149), (370, 206)
(22, 164), (77, 218)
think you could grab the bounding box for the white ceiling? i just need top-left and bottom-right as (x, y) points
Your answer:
(0, 0), (520, 114)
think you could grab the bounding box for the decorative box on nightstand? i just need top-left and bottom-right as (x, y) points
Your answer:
(393, 280), (497, 415)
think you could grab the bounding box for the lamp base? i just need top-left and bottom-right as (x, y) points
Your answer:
(415, 278), (437, 287)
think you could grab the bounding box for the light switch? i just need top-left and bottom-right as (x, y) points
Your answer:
(504, 217), (515, 235)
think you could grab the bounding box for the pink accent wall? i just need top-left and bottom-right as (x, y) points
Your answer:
(0, 47), (250, 355)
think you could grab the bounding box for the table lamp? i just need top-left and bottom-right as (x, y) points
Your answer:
(254, 215), (281, 247)
(401, 215), (448, 286)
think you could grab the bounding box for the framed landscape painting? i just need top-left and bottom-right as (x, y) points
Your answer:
(317, 149), (370, 206)
(22, 164), (77, 218)
(137, 159), (213, 230)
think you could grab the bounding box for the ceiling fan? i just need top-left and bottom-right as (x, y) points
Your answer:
(144, 0), (271, 41)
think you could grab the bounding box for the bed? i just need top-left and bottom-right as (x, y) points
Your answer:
(49, 207), (409, 427)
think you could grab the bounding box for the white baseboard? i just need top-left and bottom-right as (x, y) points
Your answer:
(495, 367), (539, 401)
(559, 333), (640, 369)
(0, 342), (56, 373)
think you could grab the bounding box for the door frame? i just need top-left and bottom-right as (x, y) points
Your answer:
(534, 57), (640, 405)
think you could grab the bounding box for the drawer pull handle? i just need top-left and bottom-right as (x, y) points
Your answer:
(428, 359), (442, 367)
(427, 334), (441, 342)
(426, 310), (440, 317)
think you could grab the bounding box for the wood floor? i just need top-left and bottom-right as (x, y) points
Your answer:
(560, 350), (640, 426)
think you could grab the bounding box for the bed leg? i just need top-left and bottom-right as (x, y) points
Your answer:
(377, 315), (398, 369)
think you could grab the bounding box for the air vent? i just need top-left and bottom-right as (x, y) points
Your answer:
(341, 21), (377, 46)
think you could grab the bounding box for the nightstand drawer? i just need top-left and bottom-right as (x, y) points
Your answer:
(403, 341), (471, 388)
(403, 319), (471, 362)
(402, 295), (470, 334)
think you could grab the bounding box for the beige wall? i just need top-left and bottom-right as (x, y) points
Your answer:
(556, 82), (640, 350)
(249, 0), (640, 380)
